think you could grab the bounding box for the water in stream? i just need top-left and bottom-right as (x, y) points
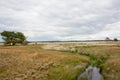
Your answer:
(77, 66), (104, 80)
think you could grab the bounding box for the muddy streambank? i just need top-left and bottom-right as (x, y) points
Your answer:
(77, 66), (104, 80)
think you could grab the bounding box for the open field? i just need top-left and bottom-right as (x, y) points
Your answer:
(41, 41), (120, 80)
(0, 41), (120, 80)
(0, 44), (89, 80)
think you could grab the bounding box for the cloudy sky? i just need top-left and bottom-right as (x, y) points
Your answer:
(0, 0), (120, 41)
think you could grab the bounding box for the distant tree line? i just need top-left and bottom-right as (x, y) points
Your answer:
(0, 31), (27, 46)
(105, 37), (118, 41)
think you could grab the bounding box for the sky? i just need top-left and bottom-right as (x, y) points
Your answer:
(0, 0), (120, 41)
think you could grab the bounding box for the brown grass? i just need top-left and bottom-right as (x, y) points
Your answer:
(0, 41), (120, 80)
(41, 41), (120, 80)
(0, 45), (89, 80)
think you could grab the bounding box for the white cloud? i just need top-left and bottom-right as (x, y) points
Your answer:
(0, 0), (120, 41)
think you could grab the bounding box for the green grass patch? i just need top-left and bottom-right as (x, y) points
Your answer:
(79, 52), (107, 67)
(61, 49), (107, 67)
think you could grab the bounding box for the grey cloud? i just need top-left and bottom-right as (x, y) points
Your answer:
(0, 0), (120, 41)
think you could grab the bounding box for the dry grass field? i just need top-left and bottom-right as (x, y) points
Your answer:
(0, 41), (120, 80)
(0, 45), (88, 80)
(75, 45), (120, 80)
(41, 41), (120, 80)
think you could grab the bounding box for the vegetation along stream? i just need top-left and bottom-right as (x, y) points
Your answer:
(77, 52), (105, 80)
(61, 48), (106, 80)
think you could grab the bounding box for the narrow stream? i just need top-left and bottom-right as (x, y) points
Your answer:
(77, 66), (104, 80)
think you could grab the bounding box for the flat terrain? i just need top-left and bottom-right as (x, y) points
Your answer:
(41, 41), (120, 80)
(0, 41), (120, 80)
(0, 45), (88, 80)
